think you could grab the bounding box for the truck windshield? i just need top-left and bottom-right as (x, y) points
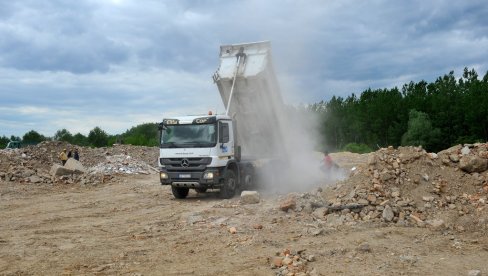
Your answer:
(160, 123), (217, 148)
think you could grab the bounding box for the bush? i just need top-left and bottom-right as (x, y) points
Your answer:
(343, 143), (373, 153)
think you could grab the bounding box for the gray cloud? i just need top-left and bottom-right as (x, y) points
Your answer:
(0, 0), (487, 136)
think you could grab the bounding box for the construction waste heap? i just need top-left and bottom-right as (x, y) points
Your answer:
(0, 141), (159, 186)
(278, 143), (488, 234)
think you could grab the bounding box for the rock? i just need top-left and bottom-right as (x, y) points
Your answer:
(461, 146), (471, 155)
(449, 154), (460, 163)
(428, 153), (438, 159)
(302, 202), (313, 214)
(382, 205), (394, 222)
(357, 243), (371, 253)
(422, 174), (429, 181)
(426, 219), (445, 230)
(409, 214), (424, 226)
(65, 159), (87, 174)
(240, 191), (260, 204)
(21, 169), (35, 178)
(50, 164), (74, 176)
(307, 255), (316, 262)
(279, 197), (296, 212)
(358, 199), (369, 205)
(459, 156), (488, 173)
(367, 194), (377, 203)
(381, 171), (394, 181)
(397, 200), (409, 207)
(325, 214), (345, 226)
(252, 224), (263, 230)
(312, 207), (328, 219)
(28, 175), (42, 183)
(468, 270), (482, 276)
(282, 256), (293, 266)
(422, 196), (435, 202)
(229, 227), (237, 234)
(271, 257), (283, 268)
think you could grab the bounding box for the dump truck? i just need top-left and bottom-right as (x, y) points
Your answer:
(158, 41), (288, 199)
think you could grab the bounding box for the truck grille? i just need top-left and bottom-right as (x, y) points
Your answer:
(160, 157), (211, 171)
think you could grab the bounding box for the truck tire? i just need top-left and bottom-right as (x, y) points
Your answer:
(172, 186), (189, 199)
(219, 170), (236, 199)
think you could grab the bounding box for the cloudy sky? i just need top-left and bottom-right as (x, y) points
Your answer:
(1, 0), (487, 137)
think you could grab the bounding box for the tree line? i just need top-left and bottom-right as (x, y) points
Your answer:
(308, 68), (488, 153)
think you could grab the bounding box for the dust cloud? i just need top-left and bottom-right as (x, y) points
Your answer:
(215, 42), (345, 194)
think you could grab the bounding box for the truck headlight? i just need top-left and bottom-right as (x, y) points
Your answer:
(203, 172), (214, 180)
(160, 172), (168, 179)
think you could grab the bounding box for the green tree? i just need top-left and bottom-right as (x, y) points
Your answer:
(401, 110), (441, 151)
(0, 135), (10, 148)
(54, 129), (73, 142)
(22, 130), (46, 145)
(88, 127), (109, 147)
(120, 123), (159, 146)
(72, 133), (88, 146)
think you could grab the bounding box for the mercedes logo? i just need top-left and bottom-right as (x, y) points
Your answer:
(181, 159), (189, 168)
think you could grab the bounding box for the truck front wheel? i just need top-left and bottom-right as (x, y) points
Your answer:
(219, 170), (236, 199)
(172, 186), (189, 199)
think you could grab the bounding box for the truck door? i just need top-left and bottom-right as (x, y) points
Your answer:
(218, 121), (233, 158)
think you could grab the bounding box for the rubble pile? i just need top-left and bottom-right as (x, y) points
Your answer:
(88, 154), (157, 175)
(269, 248), (317, 276)
(283, 144), (488, 232)
(0, 141), (159, 185)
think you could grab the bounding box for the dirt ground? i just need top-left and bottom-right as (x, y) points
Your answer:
(1, 153), (488, 275)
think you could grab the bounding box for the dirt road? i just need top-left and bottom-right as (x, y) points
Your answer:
(1, 171), (487, 276)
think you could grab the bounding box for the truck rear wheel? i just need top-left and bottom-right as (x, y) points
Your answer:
(219, 170), (236, 199)
(172, 186), (189, 199)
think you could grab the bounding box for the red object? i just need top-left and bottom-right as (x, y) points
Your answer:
(324, 155), (333, 168)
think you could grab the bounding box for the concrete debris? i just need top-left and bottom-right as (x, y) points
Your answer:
(279, 197), (297, 212)
(0, 141), (158, 186)
(50, 164), (73, 177)
(270, 248), (313, 276)
(65, 158), (87, 174)
(240, 191), (261, 204)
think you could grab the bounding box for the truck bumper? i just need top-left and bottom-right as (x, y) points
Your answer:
(159, 168), (222, 188)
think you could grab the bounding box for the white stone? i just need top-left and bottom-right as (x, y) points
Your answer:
(382, 205), (394, 222)
(49, 164), (74, 176)
(468, 270), (482, 276)
(28, 175), (42, 183)
(65, 158), (87, 174)
(240, 191), (260, 204)
(461, 146), (471, 155)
